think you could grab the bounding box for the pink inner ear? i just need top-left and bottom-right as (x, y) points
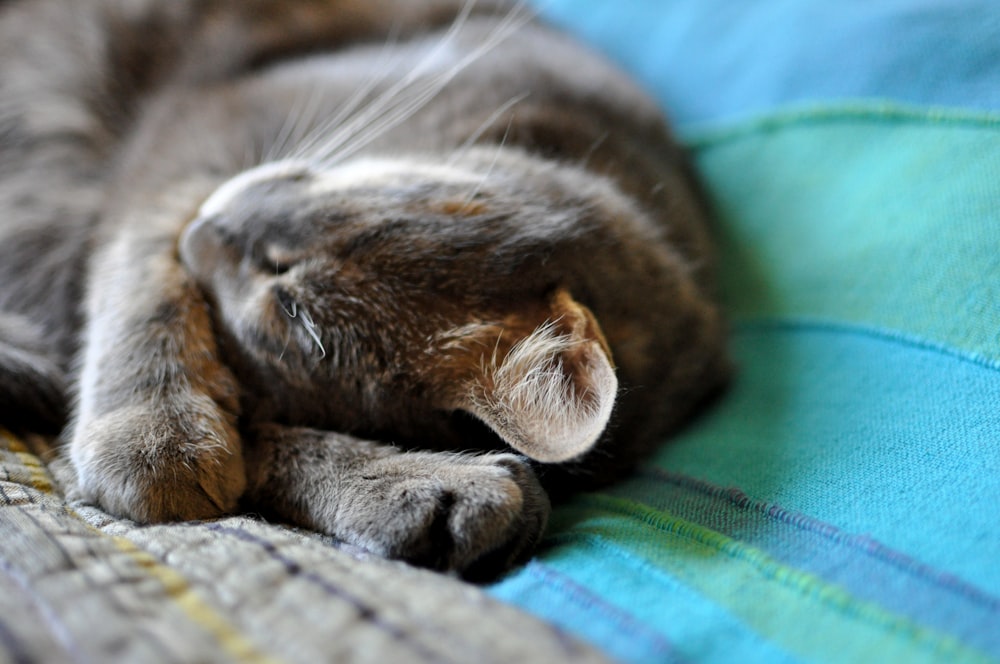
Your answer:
(461, 292), (618, 463)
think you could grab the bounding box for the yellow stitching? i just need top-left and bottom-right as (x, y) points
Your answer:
(1, 429), (55, 494)
(102, 534), (281, 664)
(2, 427), (279, 663)
(551, 494), (994, 664)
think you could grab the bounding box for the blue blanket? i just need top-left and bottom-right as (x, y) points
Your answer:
(492, 2), (1000, 662)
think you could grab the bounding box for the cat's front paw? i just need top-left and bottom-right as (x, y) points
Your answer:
(70, 395), (245, 522)
(338, 453), (549, 579)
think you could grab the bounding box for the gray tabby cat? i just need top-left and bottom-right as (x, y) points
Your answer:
(0, 0), (728, 576)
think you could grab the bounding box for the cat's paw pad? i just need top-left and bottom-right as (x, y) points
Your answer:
(71, 396), (245, 522)
(341, 453), (549, 578)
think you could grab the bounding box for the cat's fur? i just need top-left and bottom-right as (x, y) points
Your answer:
(0, 0), (729, 576)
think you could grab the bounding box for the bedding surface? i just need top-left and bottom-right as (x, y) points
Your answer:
(0, 430), (609, 663)
(490, 2), (1000, 663)
(2, 2), (998, 663)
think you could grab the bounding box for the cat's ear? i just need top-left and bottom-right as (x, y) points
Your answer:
(448, 290), (617, 463)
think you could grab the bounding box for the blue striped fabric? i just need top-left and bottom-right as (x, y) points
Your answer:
(492, 2), (1000, 662)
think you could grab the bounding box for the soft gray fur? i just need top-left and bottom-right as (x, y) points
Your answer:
(0, 0), (728, 577)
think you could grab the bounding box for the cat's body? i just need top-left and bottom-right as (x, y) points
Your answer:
(0, 0), (728, 576)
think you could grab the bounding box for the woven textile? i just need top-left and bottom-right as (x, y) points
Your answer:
(491, 2), (1000, 663)
(0, 430), (607, 663)
(2, 2), (998, 663)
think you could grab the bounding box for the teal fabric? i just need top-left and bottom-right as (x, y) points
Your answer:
(694, 110), (1000, 365)
(492, 2), (1000, 662)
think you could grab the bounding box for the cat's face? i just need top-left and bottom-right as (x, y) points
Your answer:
(179, 151), (618, 463)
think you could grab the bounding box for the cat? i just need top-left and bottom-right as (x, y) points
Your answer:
(0, 0), (729, 577)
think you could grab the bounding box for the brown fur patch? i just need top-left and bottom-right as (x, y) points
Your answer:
(0, 0), (729, 573)
(436, 199), (490, 216)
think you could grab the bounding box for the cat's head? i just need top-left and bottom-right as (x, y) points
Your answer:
(179, 152), (619, 463)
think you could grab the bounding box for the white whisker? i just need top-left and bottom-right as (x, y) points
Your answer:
(278, 297), (327, 359)
(266, 86), (323, 162)
(446, 91), (530, 166)
(578, 130), (610, 170)
(461, 113), (513, 209)
(297, 0), (534, 168)
(292, 0), (480, 163)
(297, 306), (327, 359)
(277, 327), (292, 361)
(282, 24), (406, 162)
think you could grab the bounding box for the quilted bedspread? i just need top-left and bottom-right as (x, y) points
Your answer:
(2, 1), (999, 663)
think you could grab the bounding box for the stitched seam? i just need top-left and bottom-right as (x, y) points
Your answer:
(1, 429), (279, 664)
(556, 494), (994, 663)
(529, 549), (796, 664)
(732, 316), (1000, 374)
(522, 560), (682, 661)
(679, 100), (1000, 148)
(203, 523), (461, 664)
(638, 468), (1000, 613)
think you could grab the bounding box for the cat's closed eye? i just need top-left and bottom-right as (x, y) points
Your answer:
(0, 0), (730, 577)
(250, 244), (298, 276)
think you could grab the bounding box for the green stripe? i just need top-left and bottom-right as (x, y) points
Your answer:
(549, 495), (996, 664)
(687, 102), (1000, 363)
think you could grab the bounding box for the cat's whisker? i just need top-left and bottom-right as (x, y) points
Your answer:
(283, 74), (377, 162)
(329, 8), (533, 164)
(313, 75), (451, 166)
(303, 66), (451, 166)
(291, 0), (480, 164)
(305, 0), (534, 169)
(446, 91), (530, 167)
(280, 34), (405, 163)
(266, 87), (324, 163)
(281, 16), (411, 163)
(296, 306), (327, 360)
(278, 90), (329, 162)
(277, 327), (293, 362)
(278, 297), (326, 360)
(579, 131), (611, 170)
(460, 114), (513, 210)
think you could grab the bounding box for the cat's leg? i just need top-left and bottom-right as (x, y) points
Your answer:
(244, 424), (549, 578)
(69, 222), (247, 522)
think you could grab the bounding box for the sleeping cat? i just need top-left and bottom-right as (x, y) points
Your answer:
(0, 0), (728, 576)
